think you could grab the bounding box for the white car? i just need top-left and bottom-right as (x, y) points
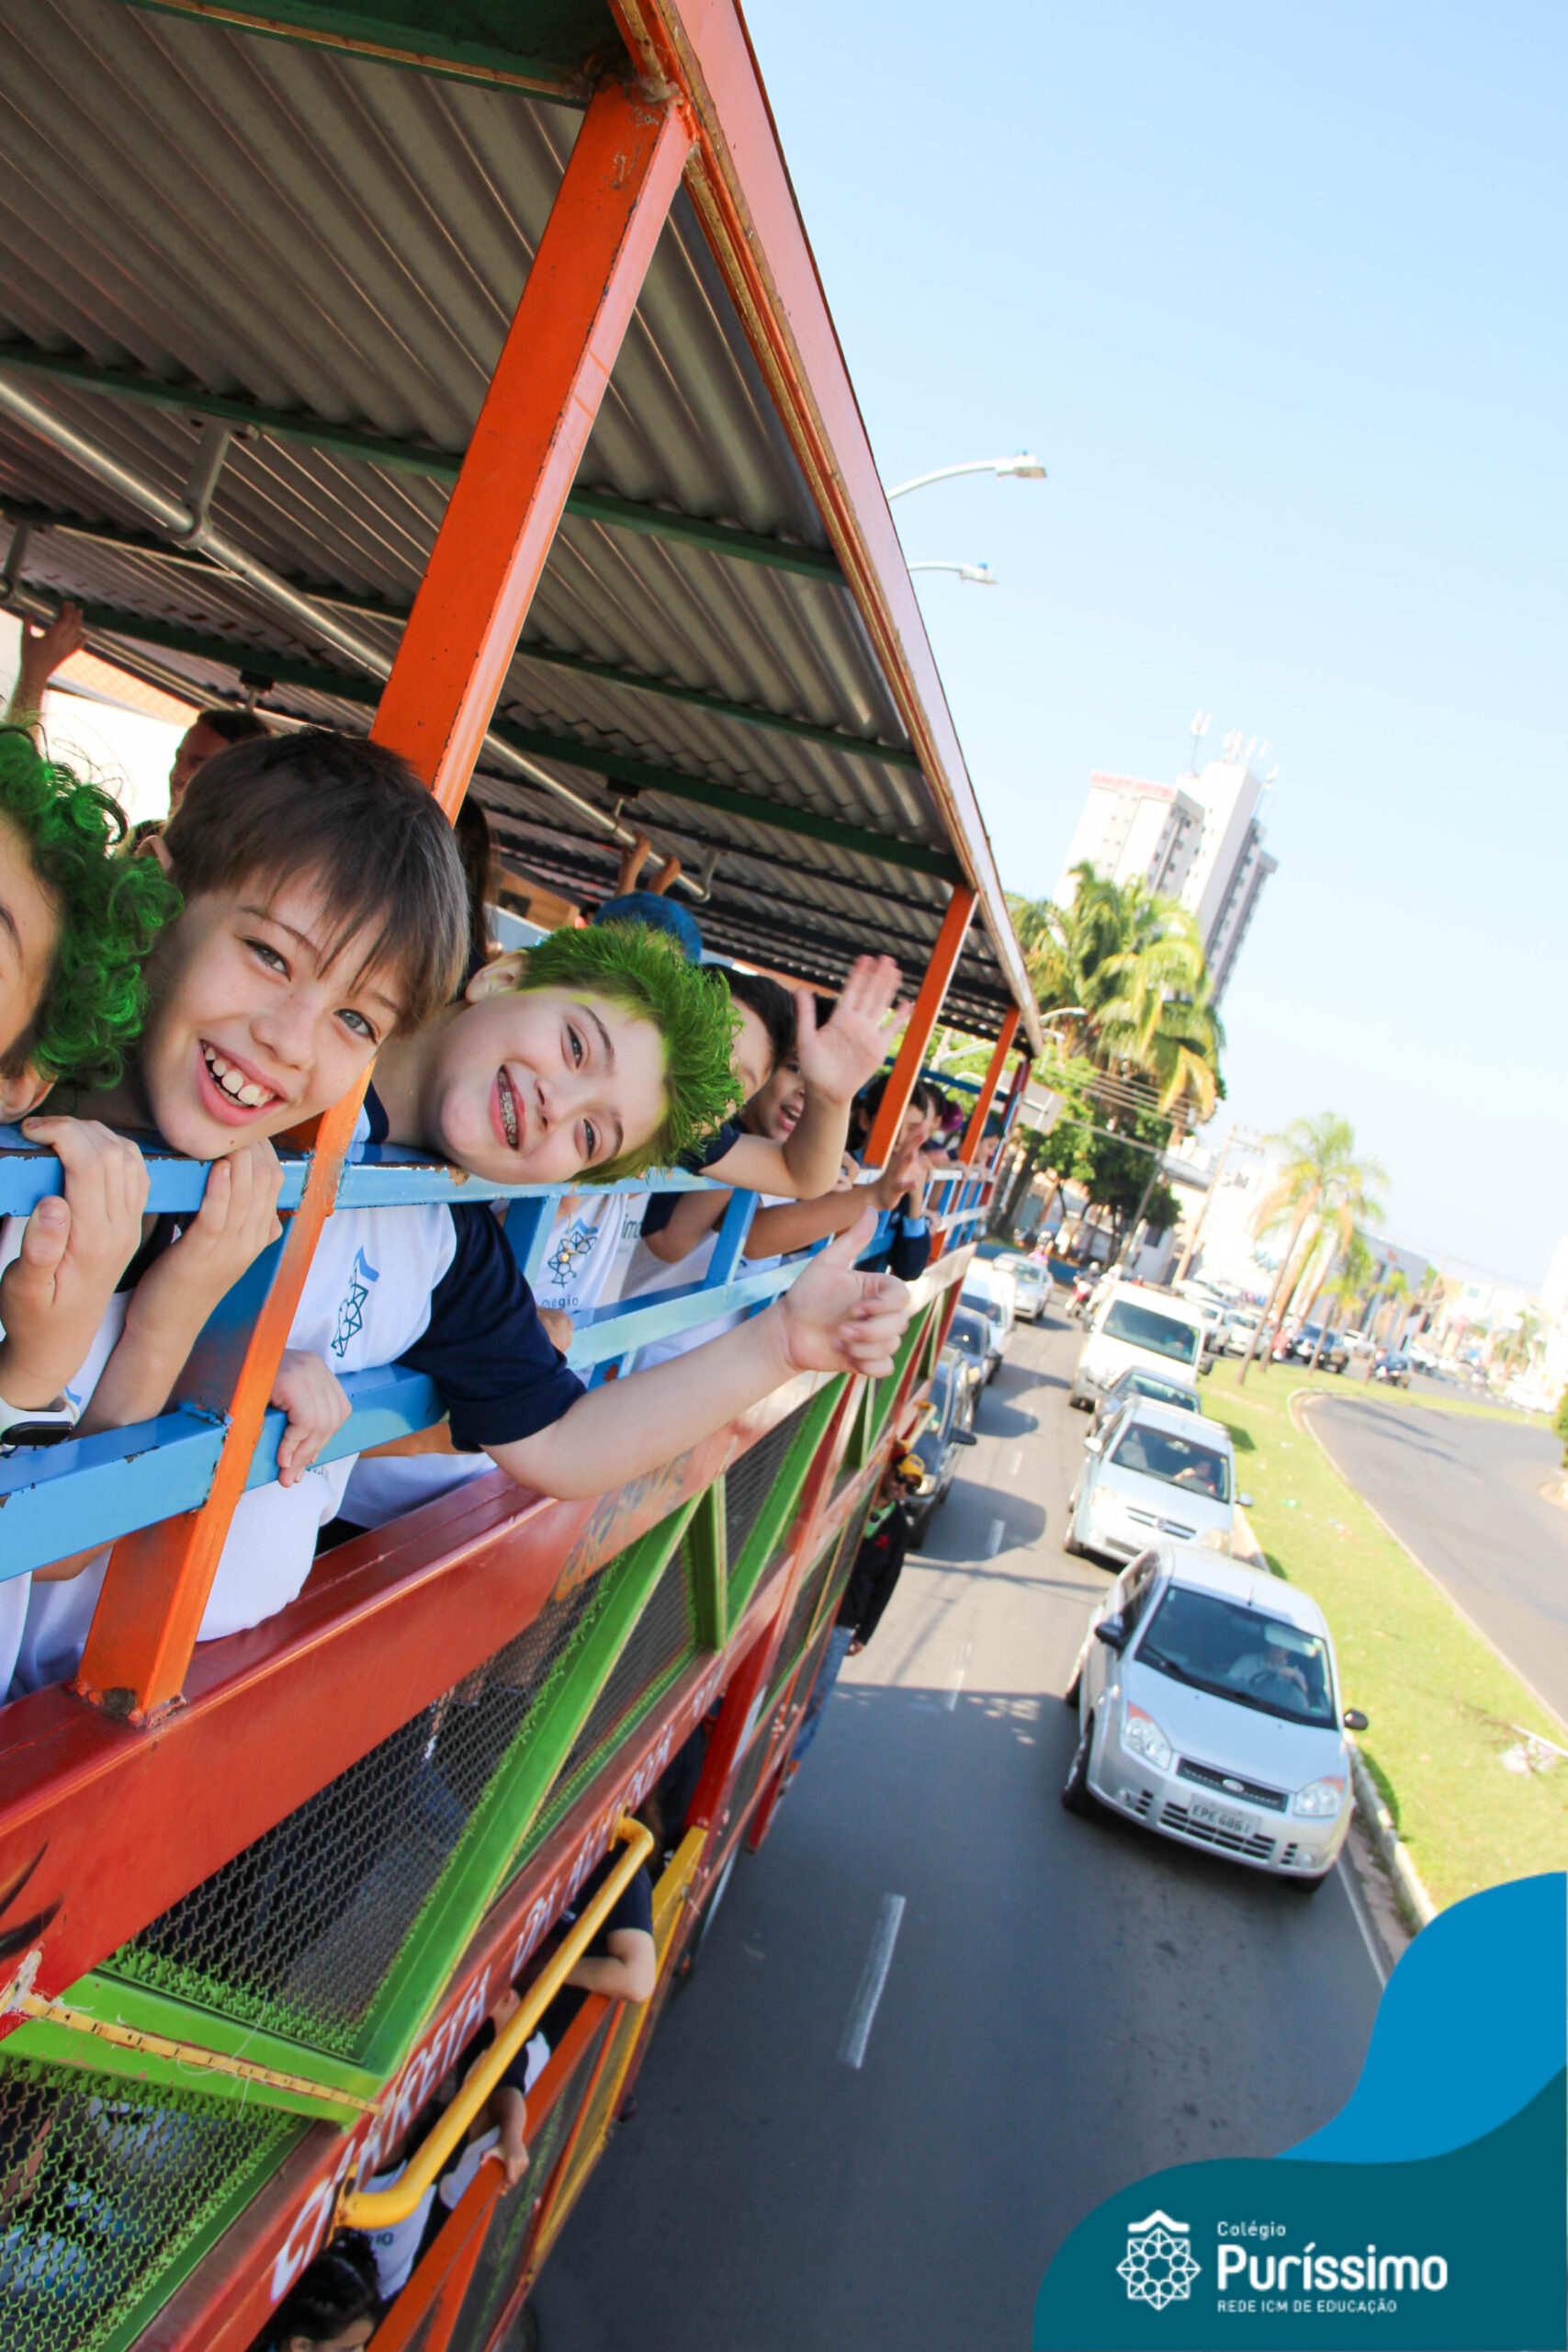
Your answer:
(1065, 1398), (1243, 1563)
(961, 1261), (1016, 1355)
(1068, 1282), (1207, 1409)
(996, 1252), (1052, 1321)
(1062, 1543), (1366, 1886)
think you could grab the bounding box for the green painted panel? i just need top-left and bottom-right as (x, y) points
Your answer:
(687, 1482), (727, 1651)
(6, 1973), (372, 2123)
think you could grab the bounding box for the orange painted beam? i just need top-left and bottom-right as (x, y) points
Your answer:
(957, 1006), (1020, 1165)
(76, 84), (691, 1722)
(374, 81), (692, 812)
(609, 0), (1039, 1052)
(863, 886), (976, 1164)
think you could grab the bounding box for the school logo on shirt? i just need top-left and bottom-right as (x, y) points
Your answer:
(333, 1247), (380, 1357)
(545, 1216), (598, 1293)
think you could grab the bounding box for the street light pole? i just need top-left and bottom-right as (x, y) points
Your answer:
(889, 453), (1047, 499)
(908, 560), (997, 584)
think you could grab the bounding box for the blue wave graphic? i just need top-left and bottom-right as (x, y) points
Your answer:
(1285, 1870), (1564, 2164)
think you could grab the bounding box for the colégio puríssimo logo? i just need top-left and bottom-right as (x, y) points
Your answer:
(1117, 2211), (1201, 2310)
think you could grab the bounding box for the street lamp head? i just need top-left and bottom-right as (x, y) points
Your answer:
(997, 452), (1047, 480)
(908, 559), (998, 585)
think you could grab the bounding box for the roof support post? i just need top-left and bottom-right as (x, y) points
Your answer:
(74, 81), (692, 1724)
(863, 886), (976, 1164)
(957, 1007), (1020, 1165)
(373, 81), (693, 811)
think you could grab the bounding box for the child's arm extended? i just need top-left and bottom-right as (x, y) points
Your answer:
(80, 1147), (350, 1487)
(4, 605), (86, 732)
(705, 956), (903, 1200)
(487, 1210), (908, 1500)
(78, 1143), (286, 1433)
(0, 1119), (148, 1411)
(739, 1135), (927, 1260)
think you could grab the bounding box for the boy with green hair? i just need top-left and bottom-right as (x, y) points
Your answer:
(0, 725), (179, 1454)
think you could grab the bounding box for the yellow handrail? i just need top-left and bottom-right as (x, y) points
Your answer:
(340, 1815), (656, 2229)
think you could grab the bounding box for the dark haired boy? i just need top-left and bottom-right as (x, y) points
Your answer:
(6, 729), (470, 1683)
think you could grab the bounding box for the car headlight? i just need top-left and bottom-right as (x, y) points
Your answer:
(1088, 1483), (1123, 1521)
(1122, 1704), (1174, 1775)
(1292, 1776), (1346, 1819)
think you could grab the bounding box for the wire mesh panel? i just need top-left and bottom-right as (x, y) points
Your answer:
(103, 1581), (604, 2057)
(772, 1534), (839, 1696)
(0, 2053), (299, 2352)
(536, 1544), (695, 1827)
(772, 1487), (875, 1698)
(722, 1398), (815, 1585)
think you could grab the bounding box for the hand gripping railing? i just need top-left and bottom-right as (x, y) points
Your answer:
(338, 1815), (657, 2231)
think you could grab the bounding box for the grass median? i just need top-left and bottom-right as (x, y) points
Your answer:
(1198, 1354), (1567, 1910)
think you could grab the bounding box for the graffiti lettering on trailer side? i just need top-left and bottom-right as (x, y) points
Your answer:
(553, 1452), (696, 1599)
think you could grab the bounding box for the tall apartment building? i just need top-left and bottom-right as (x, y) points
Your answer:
(1053, 729), (1278, 1006)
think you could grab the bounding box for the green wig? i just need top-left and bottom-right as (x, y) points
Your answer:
(510, 921), (741, 1180)
(0, 728), (180, 1091)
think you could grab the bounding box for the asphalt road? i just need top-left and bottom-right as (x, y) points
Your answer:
(531, 1314), (1385, 2352)
(1308, 1392), (1568, 1728)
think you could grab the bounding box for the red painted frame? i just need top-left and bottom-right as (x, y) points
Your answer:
(73, 80), (691, 1725)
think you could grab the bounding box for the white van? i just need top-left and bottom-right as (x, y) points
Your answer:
(1068, 1281), (1206, 1410)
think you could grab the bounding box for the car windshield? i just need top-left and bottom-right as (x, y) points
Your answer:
(950, 1313), (987, 1357)
(1100, 1299), (1202, 1366)
(1118, 1374), (1198, 1413)
(1110, 1422), (1231, 1501)
(1134, 1586), (1337, 1726)
(964, 1291), (1004, 1328)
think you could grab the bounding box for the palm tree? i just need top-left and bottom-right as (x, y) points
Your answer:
(1307, 1229), (1376, 1372)
(1240, 1115), (1387, 1385)
(1008, 868), (1224, 1119)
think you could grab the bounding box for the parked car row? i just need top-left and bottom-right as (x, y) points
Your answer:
(1062, 1280), (1368, 1892)
(907, 1246), (1055, 1546)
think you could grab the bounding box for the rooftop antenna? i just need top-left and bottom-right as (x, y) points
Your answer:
(1186, 711), (1211, 775)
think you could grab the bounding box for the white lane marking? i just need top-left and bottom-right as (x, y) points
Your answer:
(1008, 1448), (1024, 1478)
(839, 1894), (906, 2069)
(983, 1515), (1005, 1558)
(1336, 1852), (1391, 1989)
(943, 1640), (973, 1713)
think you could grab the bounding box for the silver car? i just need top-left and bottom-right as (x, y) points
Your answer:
(1062, 1544), (1367, 1886)
(1064, 1398), (1242, 1564)
(996, 1252), (1053, 1321)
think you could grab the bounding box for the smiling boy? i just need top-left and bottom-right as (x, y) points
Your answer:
(6, 729), (470, 1688)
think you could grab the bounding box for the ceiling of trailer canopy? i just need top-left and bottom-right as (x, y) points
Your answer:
(0, 0), (1032, 1038)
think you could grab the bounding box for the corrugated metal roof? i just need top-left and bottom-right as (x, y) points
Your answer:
(0, 0), (1029, 1035)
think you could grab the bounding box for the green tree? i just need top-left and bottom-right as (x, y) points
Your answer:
(1241, 1114), (1387, 1385)
(1006, 866), (1225, 1122)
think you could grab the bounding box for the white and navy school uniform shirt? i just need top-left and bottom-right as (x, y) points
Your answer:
(0, 1217), (131, 1696)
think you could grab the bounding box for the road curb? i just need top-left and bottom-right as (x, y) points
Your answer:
(1344, 1742), (1437, 1930)
(1234, 1424), (1438, 1931)
(1229, 1504), (1272, 1574)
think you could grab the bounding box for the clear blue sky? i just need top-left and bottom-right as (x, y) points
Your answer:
(746, 0), (1566, 1287)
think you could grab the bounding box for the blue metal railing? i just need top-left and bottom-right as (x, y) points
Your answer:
(0, 1128), (987, 1583)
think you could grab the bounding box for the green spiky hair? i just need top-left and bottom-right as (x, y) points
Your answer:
(0, 728), (180, 1091)
(509, 921), (741, 1180)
